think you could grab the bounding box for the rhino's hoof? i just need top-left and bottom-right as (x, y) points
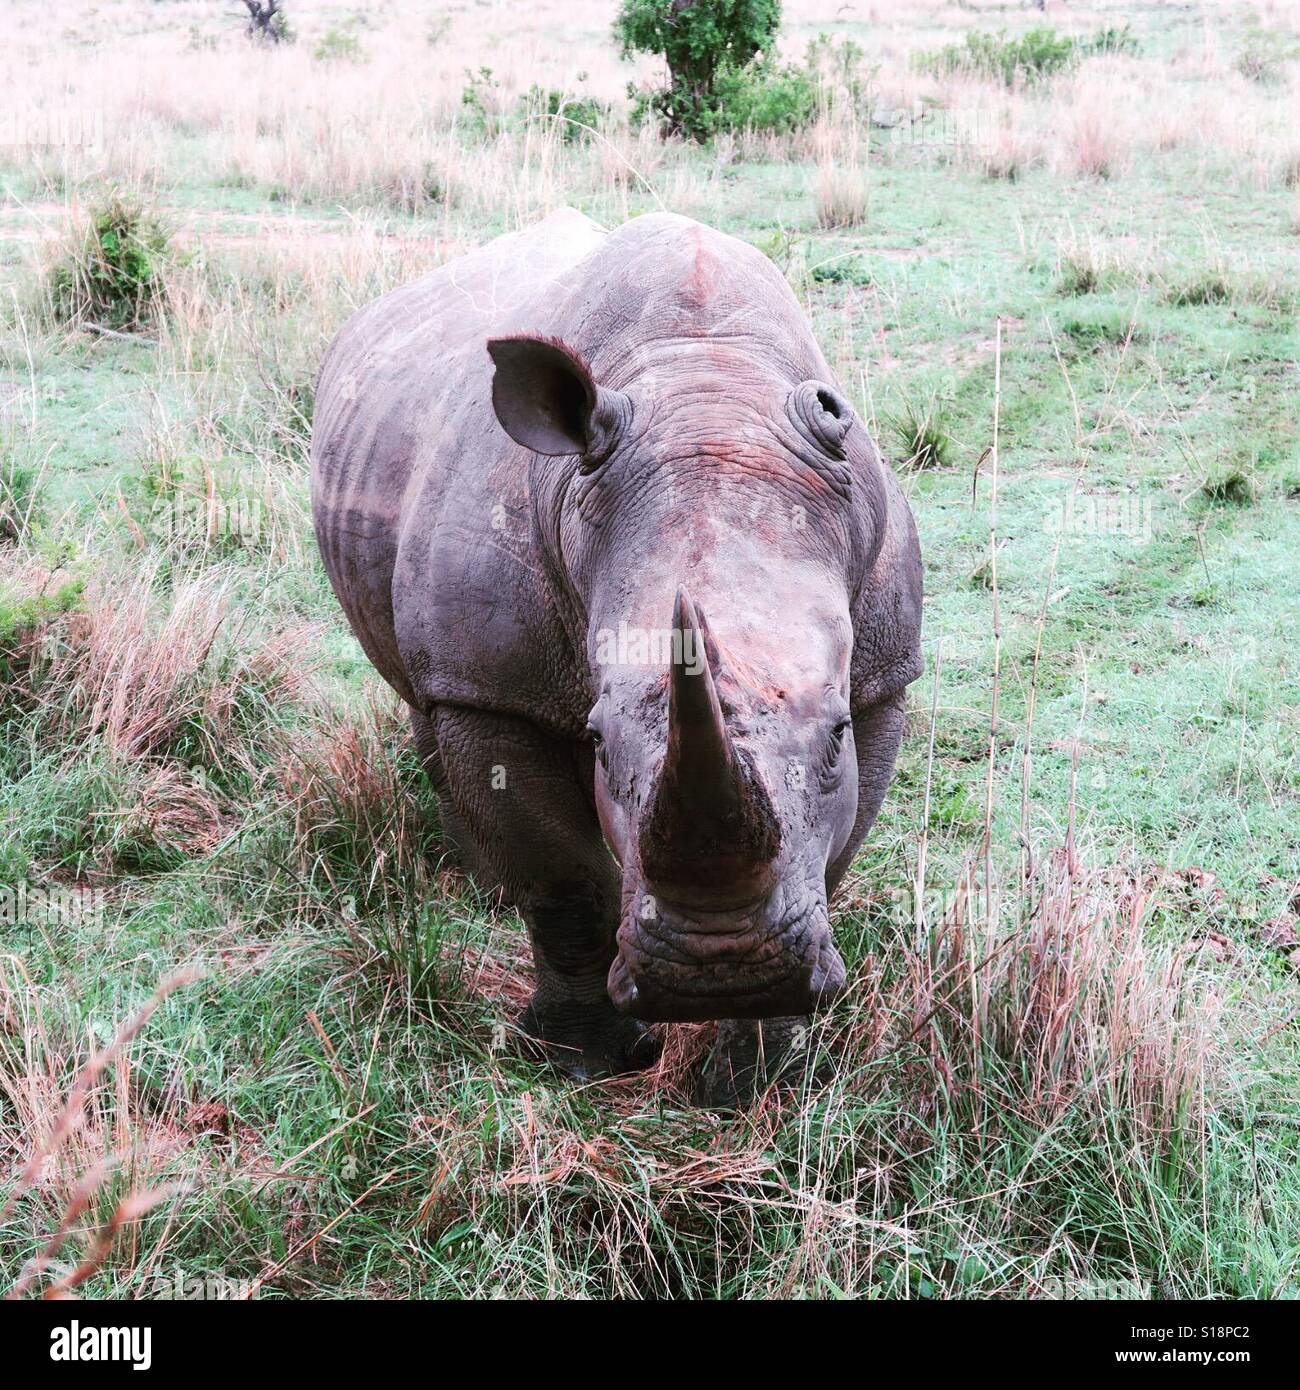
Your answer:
(518, 1001), (660, 1080)
(696, 1016), (820, 1111)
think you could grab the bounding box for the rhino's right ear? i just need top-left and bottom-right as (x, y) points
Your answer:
(487, 335), (629, 463)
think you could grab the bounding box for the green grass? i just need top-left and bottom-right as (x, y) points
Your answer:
(1, 1), (1298, 1301)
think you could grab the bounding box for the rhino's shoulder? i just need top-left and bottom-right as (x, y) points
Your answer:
(603, 211), (775, 271)
(450, 205), (608, 290)
(327, 208), (607, 363)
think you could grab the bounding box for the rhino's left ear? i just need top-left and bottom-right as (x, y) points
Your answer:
(487, 335), (630, 463)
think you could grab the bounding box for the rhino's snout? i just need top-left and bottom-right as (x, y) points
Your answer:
(596, 587), (851, 1022)
(607, 886), (847, 1023)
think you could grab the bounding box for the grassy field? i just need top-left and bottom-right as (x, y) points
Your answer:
(1, 0), (1298, 1299)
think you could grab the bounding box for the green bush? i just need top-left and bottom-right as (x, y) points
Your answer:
(522, 85), (611, 141)
(624, 27), (869, 141)
(805, 33), (873, 103)
(1199, 467), (1257, 506)
(47, 192), (172, 332)
(1081, 25), (1139, 58)
(921, 25), (1135, 87)
(460, 66), (505, 138)
(709, 52), (818, 134)
(925, 28), (1074, 86)
(1163, 269), (1232, 307)
(810, 254), (872, 287)
(1058, 309), (1144, 351)
(0, 575), (83, 691)
(313, 27), (367, 63)
(616, 0), (782, 141)
(1235, 31), (1291, 85)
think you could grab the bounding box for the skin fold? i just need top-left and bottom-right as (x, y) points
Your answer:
(311, 208), (923, 1103)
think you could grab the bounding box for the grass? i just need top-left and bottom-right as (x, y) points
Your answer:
(0, 0), (1298, 1300)
(885, 392), (957, 471)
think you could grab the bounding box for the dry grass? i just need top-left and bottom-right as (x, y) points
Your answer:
(1053, 75), (1134, 181)
(0, 963), (203, 1299)
(273, 694), (438, 911)
(28, 563), (307, 763)
(814, 100), (868, 229)
(395, 836), (1229, 1298)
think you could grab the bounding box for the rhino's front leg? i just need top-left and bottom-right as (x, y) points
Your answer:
(428, 704), (658, 1079)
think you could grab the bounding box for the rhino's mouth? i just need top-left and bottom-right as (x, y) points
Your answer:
(607, 885), (846, 1023)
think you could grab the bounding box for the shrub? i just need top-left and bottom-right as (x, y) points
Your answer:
(691, 34), (871, 138)
(313, 27), (367, 64)
(620, 18), (868, 141)
(615, 0), (782, 141)
(1080, 25), (1139, 58)
(1234, 32), (1291, 85)
(923, 26), (1136, 88)
(522, 85), (611, 142)
(460, 66), (507, 139)
(1058, 309), (1144, 351)
(710, 52), (818, 134)
(805, 33), (873, 106)
(925, 28), (1076, 87)
(810, 253), (871, 287)
(1199, 467), (1256, 506)
(46, 192), (172, 332)
(1163, 269), (1232, 307)
(0, 572), (83, 691)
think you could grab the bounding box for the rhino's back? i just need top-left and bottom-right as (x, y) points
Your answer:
(310, 207), (606, 706)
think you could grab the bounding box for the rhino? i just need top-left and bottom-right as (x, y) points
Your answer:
(311, 209), (922, 1102)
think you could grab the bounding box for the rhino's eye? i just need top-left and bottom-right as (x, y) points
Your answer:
(828, 717), (852, 758)
(587, 724), (608, 765)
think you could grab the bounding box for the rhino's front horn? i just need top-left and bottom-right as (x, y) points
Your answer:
(637, 590), (781, 912)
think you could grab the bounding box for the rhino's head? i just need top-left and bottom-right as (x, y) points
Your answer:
(487, 332), (912, 1023)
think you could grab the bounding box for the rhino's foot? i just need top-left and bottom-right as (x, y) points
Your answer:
(696, 1015), (822, 1110)
(518, 995), (660, 1080)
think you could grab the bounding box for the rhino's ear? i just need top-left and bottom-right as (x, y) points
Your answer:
(487, 335), (629, 462)
(787, 380), (854, 460)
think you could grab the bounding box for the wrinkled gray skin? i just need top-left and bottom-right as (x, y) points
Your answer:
(312, 210), (922, 1104)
